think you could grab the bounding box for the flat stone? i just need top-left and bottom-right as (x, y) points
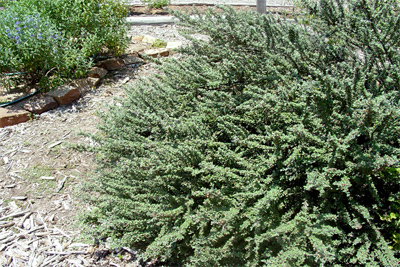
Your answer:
(87, 77), (101, 88)
(122, 55), (144, 65)
(0, 107), (31, 128)
(132, 35), (144, 42)
(142, 35), (157, 44)
(23, 96), (58, 114)
(125, 43), (149, 54)
(97, 58), (125, 71)
(88, 67), (108, 79)
(140, 48), (169, 58)
(166, 41), (183, 50)
(47, 85), (81, 106)
(71, 78), (100, 94)
(71, 78), (90, 92)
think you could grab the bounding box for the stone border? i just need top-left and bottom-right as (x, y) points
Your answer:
(0, 36), (182, 128)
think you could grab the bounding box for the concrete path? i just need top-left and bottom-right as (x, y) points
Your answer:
(126, 0), (295, 25)
(127, 0), (293, 7)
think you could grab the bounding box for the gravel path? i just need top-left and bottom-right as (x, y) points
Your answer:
(128, 24), (198, 45)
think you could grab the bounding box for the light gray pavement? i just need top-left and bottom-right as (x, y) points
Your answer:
(126, 0), (293, 7)
(126, 0), (295, 25)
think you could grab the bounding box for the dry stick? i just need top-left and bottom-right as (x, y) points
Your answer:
(17, 226), (45, 237)
(27, 251), (35, 267)
(62, 131), (71, 139)
(52, 227), (71, 239)
(37, 245), (54, 253)
(37, 141), (49, 152)
(0, 206), (9, 212)
(17, 211), (33, 228)
(30, 212), (34, 229)
(36, 212), (53, 245)
(47, 141), (63, 150)
(40, 255), (60, 267)
(0, 222), (14, 228)
(34, 232), (51, 237)
(44, 251), (87, 255)
(0, 234), (16, 244)
(56, 177), (67, 193)
(0, 209), (30, 221)
(6, 160), (13, 172)
(11, 256), (16, 267)
(40, 177), (55, 180)
(26, 237), (41, 245)
(9, 144), (22, 158)
(0, 231), (13, 240)
(122, 247), (136, 255)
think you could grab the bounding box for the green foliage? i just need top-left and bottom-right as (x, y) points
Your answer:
(141, 0), (170, 9)
(152, 39), (167, 48)
(0, 0), (128, 87)
(380, 198), (400, 251)
(380, 168), (400, 251)
(82, 1), (400, 266)
(19, 0), (129, 56)
(0, 7), (79, 84)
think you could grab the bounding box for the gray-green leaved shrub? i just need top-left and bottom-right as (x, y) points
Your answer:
(82, 1), (400, 266)
(141, 0), (170, 9)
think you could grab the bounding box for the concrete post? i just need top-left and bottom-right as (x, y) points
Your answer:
(257, 0), (266, 14)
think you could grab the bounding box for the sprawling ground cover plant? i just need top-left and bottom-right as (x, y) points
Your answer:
(0, 0), (127, 87)
(83, 0), (400, 265)
(379, 167), (400, 251)
(141, 0), (170, 9)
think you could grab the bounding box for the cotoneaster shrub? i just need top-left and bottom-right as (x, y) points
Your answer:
(82, 1), (400, 266)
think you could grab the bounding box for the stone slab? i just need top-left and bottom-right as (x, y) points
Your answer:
(97, 58), (125, 71)
(47, 85), (81, 106)
(0, 107), (31, 128)
(88, 67), (108, 79)
(71, 78), (100, 94)
(87, 77), (101, 88)
(71, 78), (90, 93)
(23, 96), (59, 114)
(140, 48), (170, 58)
(142, 35), (157, 44)
(132, 36), (144, 42)
(122, 55), (144, 65)
(125, 43), (150, 54)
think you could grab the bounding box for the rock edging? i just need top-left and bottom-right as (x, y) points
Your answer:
(0, 36), (183, 128)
